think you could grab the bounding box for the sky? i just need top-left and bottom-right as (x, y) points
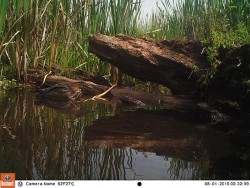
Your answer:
(141, 0), (166, 17)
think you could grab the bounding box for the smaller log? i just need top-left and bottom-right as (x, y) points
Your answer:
(28, 74), (197, 112)
(34, 62), (111, 86)
(28, 74), (109, 96)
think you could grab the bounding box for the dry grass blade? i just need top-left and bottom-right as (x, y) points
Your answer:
(92, 84), (116, 100)
(39, 71), (52, 88)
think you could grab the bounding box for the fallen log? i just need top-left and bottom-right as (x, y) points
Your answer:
(28, 74), (109, 96)
(28, 74), (197, 112)
(88, 34), (209, 95)
(32, 62), (111, 86)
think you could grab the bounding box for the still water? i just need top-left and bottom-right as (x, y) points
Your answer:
(0, 89), (249, 180)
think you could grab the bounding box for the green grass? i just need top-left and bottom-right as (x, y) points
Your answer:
(0, 0), (249, 87)
(142, 0), (250, 41)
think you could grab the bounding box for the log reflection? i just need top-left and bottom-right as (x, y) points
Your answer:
(1, 89), (244, 180)
(0, 90), (139, 179)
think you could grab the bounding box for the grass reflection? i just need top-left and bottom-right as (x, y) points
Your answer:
(0, 89), (116, 179)
(0, 89), (210, 180)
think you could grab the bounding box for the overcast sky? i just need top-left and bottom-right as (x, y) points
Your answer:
(141, 0), (160, 16)
(141, 0), (166, 17)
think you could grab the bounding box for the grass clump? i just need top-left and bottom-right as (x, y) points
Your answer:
(0, 0), (249, 91)
(0, 76), (18, 90)
(0, 0), (143, 85)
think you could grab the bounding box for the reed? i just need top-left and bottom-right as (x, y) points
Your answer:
(0, 0), (249, 85)
(150, 0), (250, 41)
(0, 1), (9, 36)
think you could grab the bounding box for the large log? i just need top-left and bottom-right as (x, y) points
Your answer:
(88, 34), (209, 95)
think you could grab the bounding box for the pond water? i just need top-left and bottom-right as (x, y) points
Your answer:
(0, 89), (249, 180)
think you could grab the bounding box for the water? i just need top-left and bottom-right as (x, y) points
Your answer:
(0, 89), (249, 180)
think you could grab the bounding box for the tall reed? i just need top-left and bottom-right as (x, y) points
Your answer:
(149, 0), (250, 40)
(9, 0), (141, 82)
(0, 0), (9, 35)
(0, 0), (249, 84)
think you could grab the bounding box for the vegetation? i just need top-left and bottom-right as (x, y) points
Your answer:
(0, 1), (250, 179)
(0, 0), (143, 84)
(0, 0), (249, 88)
(0, 76), (18, 90)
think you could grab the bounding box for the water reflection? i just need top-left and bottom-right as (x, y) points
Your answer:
(0, 89), (249, 180)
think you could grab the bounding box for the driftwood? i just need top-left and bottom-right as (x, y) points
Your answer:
(33, 62), (111, 86)
(88, 34), (209, 95)
(28, 74), (196, 111)
(29, 74), (109, 96)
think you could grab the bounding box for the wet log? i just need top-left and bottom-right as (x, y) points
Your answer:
(88, 34), (209, 95)
(28, 65), (111, 87)
(28, 74), (109, 96)
(28, 74), (197, 112)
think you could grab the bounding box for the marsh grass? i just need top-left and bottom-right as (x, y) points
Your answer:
(142, 0), (249, 41)
(0, 0), (143, 83)
(0, 0), (249, 87)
